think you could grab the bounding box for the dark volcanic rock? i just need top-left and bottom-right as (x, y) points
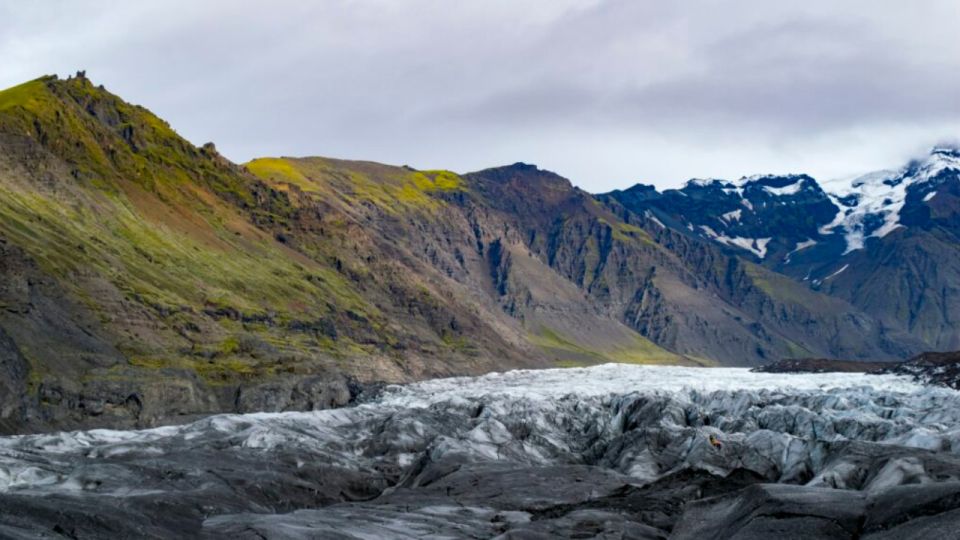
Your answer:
(881, 351), (960, 389)
(673, 481), (960, 540)
(752, 357), (882, 374)
(672, 484), (867, 540)
(0, 327), (28, 431)
(755, 350), (960, 390)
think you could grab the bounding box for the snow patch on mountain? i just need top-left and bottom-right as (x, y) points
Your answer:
(824, 263), (849, 281)
(792, 239), (817, 252)
(784, 239), (817, 263)
(700, 225), (719, 238)
(700, 226), (771, 258)
(820, 170), (904, 253)
(921, 147), (960, 180)
(644, 210), (665, 228)
(619, 147), (958, 261)
(820, 148), (960, 253)
(743, 237), (771, 258)
(721, 209), (742, 222)
(763, 180), (804, 197)
(683, 178), (730, 190)
(740, 173), (781, 184)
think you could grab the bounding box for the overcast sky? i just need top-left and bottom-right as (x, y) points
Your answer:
(2, 1), (958, 191)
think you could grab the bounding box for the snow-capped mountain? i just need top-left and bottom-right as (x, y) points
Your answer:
(602, 145), (960, 351)
(821, 146), (960, 253)
(607, 146), (959, 263)
(606, 172), (837, 260)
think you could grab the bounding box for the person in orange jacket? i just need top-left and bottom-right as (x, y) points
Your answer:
(709, 434), (723, 450)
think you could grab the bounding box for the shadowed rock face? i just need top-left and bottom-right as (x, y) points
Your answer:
(755, 351), (960, 391)
(753, 357), (882, 374)
(1, 365), (959, 538)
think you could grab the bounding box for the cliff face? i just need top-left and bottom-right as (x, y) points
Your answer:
(462, 164), (917, 364)
(0, 75), (931, 433)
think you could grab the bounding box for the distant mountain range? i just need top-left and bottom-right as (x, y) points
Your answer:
(0, 74), (954, 432)
(602, 146), (960, 351)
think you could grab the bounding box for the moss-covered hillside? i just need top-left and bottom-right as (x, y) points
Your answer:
(0, 75), (538, 432)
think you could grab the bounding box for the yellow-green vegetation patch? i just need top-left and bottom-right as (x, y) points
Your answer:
(529, 325), (604, 362)
(441, 330), (475, 353)
(0, 76), (417, 379)
(530, 325), (682, 366)
(247, 157), (467, 215)
(219, 336), (242, 355)
(0, 77), (114, 177)
(246, 157), (314, 191)
(0, 174), (373, 325)
(354, 169), (466, 212)
(1, 76), (270, 212)
(683, 355), (721, 367)
(783, 338), (814, 359)
(417, 170), (466, 192)
(0, 78), (50, 112)
(743, 262), (818, 307)
(601, 218), (655, 246)
(603, 334), (684, 365)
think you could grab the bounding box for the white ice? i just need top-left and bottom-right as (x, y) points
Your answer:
(0, 364), (957, 495)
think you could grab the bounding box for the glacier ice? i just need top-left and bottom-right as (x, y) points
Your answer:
(1, 364), (959, 538)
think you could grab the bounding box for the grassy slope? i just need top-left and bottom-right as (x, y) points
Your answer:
(247, 156), (466, 215)
(0, 76), (559, 410)
(529, 325), (690, 367)
(0, 77), (406, 387)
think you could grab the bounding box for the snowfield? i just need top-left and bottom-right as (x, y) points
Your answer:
(821, 147), (960, 253)
(2, 364), (960, 538)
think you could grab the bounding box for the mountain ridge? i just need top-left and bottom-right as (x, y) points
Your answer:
(603, 144), (960, 351)
(0, 73), (948, 433)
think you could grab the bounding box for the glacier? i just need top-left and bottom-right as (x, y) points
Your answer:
(820, 146), (960, 254)
(1, 364), (960, 538)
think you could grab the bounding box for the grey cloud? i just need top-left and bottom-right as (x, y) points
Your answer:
(0, 0), (957, 191)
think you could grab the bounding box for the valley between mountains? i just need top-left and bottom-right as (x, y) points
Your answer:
(0, 74), (956, 434)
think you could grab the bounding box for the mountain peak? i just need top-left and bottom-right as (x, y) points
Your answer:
(681, 177), (730, 189)
(0, 73), (224, 184)
(0, 73), (108, 112)
(468, 162), (573, 190)
(507, 161), (538, 170)
(472, 162), (541, 174)
(930, 144), (960, 158)
(916, 145), (960, 179)
(680, 173), (819, 195)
